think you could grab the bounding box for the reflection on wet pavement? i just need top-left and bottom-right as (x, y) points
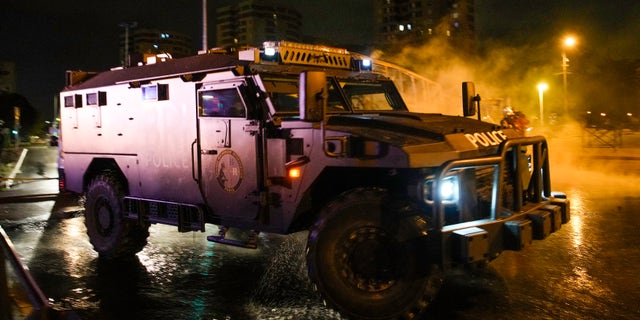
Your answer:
(2, 148), (640, 319)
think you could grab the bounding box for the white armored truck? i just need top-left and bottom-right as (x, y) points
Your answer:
(59, 41), (570, 320)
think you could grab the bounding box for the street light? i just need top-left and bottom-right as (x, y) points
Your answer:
(561, 35), (577, 115)
(119, 21), (138, 67)
(537, 82), (548, 126)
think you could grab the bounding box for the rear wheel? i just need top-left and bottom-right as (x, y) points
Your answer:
(84, 173), (149, 259)
(306, 188), (442, 320)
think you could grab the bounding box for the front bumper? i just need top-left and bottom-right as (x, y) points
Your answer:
(428, 136), (571, 266)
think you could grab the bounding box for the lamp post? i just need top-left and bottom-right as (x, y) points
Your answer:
(119, 22), (138, 67)
(537, 82), (548, 126)
(561, 36), (576, 115)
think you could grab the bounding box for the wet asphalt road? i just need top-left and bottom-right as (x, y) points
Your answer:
(1, 144), (640, 320)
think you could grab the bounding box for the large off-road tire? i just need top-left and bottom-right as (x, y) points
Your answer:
(306, 188), (442, 320)
(85, 173), (149, 259)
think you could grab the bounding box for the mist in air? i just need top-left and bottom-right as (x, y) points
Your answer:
(370, 27), (640, 196)
(376, 37), (562, 120)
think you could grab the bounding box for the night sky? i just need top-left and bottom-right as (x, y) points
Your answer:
(1, 0), (639, 120)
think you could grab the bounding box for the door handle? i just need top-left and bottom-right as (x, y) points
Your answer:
(191, 139), (198, 182)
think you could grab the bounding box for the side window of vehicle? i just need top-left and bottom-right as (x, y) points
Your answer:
(262, 79), (299, 114)
(327, 81), (346, 112)
(270, 92), (299, 112)
(199, 88), (246, 117)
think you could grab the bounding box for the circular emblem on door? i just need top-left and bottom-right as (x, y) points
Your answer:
(215, 149), (244, 192)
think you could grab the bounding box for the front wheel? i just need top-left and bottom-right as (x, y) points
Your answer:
(306, 188), (442, 320)
(84, 173), (149, 259)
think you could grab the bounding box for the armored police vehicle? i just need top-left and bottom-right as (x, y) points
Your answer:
(59, 41), (570, 320)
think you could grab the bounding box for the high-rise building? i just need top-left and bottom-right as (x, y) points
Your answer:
(373, 0), (475, 52)
(215, 0), (302, 48)
(120, 28), (194, 66)
(0, 61), (16, 94)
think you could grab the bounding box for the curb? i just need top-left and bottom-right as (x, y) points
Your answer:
(585, 155), (640, 161)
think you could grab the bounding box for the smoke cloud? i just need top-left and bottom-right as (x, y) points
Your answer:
(373, 37), (564, 124)
(371, 35), (640, 196)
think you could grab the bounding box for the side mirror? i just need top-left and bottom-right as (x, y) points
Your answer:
(299, 71), (327, 122)
(462, 82), (477, 117)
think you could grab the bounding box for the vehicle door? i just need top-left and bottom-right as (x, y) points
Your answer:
(196, 81), (259, 220)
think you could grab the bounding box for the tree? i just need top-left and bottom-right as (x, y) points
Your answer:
(0, 92), (42, 140)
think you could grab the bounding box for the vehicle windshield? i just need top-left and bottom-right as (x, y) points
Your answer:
(261, 76), (408, 116)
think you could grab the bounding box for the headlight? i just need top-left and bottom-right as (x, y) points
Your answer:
(439, 178), (457, 200)
(422, 174), (459, 205)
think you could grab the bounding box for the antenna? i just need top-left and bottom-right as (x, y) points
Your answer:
(202, 0), (208, 51)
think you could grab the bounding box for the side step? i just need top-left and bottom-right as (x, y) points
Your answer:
(124, 197), (205, 232)
(207, 226), (259, 249)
